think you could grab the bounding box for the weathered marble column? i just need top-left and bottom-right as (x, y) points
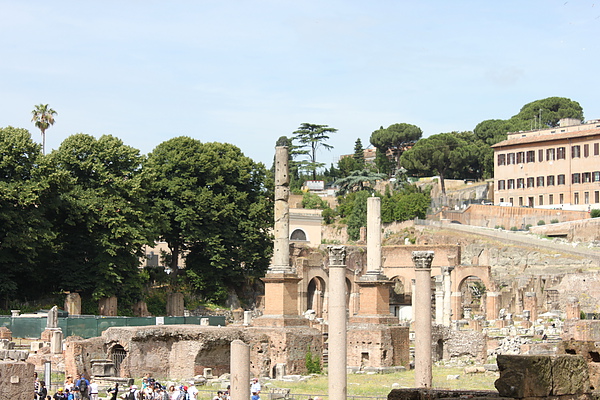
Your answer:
(435, 276), (444, 325)
(566, 297), (580, 320)
(230, 340), (250, 400)
(486, 291), (500, 322)
(272, 146), (292, 273)
(256, 146), (306, 327)
(442, 265), (454, 327)
(413, 250), (434, 388)
(524, 292), (538, 322)
(411, 279), (416, 322)
(328, 246), (347, 400)
(352, 196), (395, 324)
(366, 196), (383, 276)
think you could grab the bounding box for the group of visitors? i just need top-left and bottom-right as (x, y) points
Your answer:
(34, 372), (100, 400)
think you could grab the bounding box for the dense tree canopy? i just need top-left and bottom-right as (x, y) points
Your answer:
(146, 138), (273, 302)
(370, 123), (422, 173)
(43, 134), (154, 303)
(474, 97), (584, 145)
(0, 127), (52, 303)
(400, 132), (485, 194)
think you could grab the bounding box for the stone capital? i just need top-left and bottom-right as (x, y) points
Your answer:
(327, 245), (346, 266)
(442, 265), (455, 275)
(412, 250), (434, 270)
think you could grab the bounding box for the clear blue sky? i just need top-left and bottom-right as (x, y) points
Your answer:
(1, 1), (599, 167)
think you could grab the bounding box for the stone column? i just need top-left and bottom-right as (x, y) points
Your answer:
(366, 196), (382, 276)
(272, 146), (291, 273)
(328, 246), (347, 400)
(167, 293), (185, 316)
(413, 250), (434, 388)
(64, 293), (82, 316)
(255, 146), (306, 327)
(230, 340), (250, 400)
(411, 279), (416, 322)
(486, 291), (500, 322)
(435, 276), (444, 325)
(51, 330), (63, 354)
(442, 265), (454, 326)
(566, 297), (580, 320)
(524, 292), (538, 322)
(351, 196), (395, 324)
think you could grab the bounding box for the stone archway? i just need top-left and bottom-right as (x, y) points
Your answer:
(458, 275), (486, 319)
(307, 277), (326, 318)
(109, 344), (127, 377)
(389, 276), (411, 319)
(194, 339), (231, 377)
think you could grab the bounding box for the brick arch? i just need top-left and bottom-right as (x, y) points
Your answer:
(451, 265), (497, 322)
(306, 276), (326, 318)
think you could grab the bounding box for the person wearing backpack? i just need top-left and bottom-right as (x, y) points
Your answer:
(75, 374), (90, 400)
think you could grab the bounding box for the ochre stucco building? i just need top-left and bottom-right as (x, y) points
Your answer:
(492, 118), (600, 210)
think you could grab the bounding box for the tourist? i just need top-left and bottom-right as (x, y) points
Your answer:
(212, 391), (223, 400)
(127, 385), (140, 400)
(64, 376), (75, 393)
(75, 374), (90, 400)
(53, 388), (67, 400)
(37, 381), (48, 400)
(107, 383), (119, 400)
(168, 385), (178, 400)
(187, 382), (198, 400)
(34, 371), (40, 400)
(250, 378), (261, 395)
(89, 379), (99, 400)
(72, 386), (81, 400)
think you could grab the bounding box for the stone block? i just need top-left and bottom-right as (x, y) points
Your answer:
(91, 359), (116, 377)
(0, 361), (34, 400)
(0, 326), (12, 340)
(495, 355), (552, 398)
(495, 354), (590, 398)
(552, 354), (590, 395)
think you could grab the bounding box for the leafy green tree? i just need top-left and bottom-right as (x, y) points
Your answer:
(292, 123), (337, 180)
(337, 156), (361, 178)
(0, 127), (52, 305)
(334, 169), (387, 196)
(346, 190), (371, 241)
(31, 104), (57, 155)
(43, 134), (153, 304)
(374, 147), (394, 175)
(381, 185), (431, 223)
(146, 138), (273, 302)
(370, 123), (422, 173)
(400, 132), (483, 195)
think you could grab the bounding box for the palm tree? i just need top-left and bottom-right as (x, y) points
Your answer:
(31, 104), (57, 155)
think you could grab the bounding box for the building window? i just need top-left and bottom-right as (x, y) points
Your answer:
(519, 197), (523, 206)
(558, 174), (566, 185)
(583, 172), (591, 183)
(497, 180), (506, 190)
(547, 175), (555, 186)
(500, 198), (504, 203)
(528, 197), (534, 207)
(537, 176), (544, 187)
(508, 179), (515, 189)
(557, 147), (566, 160)
(497, 154), (506, 166)
(517, 152), (525, 164)
(538, 149), (544, 162)
(527, 177), (535, 188)
(572, 173), (581, 184)
(517, 178), (524, 189)
(559, 193), (564, 204)
(584, 144), (590, 157)
(539, 195), (544, 206)
(585, 192), (590, 204)
(547, 148), (555, 161)
(509, 197), (514, 205)
(508, 153), (515, 165)
(526, 151), (535, 163)
(595, 143), (599, 156)
(572, 145), (581, 158)
(594, 172), (600, 182)
(574, 192), (580, 205)
(596, 191), (599, 204)
(549, 194), (554, 205)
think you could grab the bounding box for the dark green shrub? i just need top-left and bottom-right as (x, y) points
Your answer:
(551, 219), (559, 224)
(537, 220), (545, 226)
(305, 346), (321, 374)
(591, 209), (600, 218)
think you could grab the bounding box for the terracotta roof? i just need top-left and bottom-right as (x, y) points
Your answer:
(492, 127), (600, 149)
